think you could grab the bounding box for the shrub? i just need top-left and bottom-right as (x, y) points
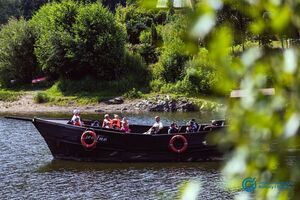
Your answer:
(115, 4), (166, 64)
(34, 92), (49, 103)
(123, 88), (142, 99)
(0, 18), (40, 87)
(123, 49), (150, 87)
(159, 79), (192, 95)
(152, 16), (190, 83)
(116, 5), (154, 44)
(31, 1), (126, 80)
(152, 40), (189, 83)
(0, 90), (21, 101)
(151, 49), (218, 96)
(136, 27), (160, 64)
(150, 79), (164, 92)
(139, 29), (152, 44)
(182, 48), (218, 95)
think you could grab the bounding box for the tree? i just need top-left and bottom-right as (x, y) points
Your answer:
(0, 0), (51, 25)
(0, 18), (39, 86)
(217, 2), (251, 51)
(20, 0), (49, 20)
(31, 0), (126, 80)
(116, 3), (167, 44)
(152, 16), (190, 83)
(0, 0), (21, 25)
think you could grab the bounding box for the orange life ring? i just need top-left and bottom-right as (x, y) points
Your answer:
(169, 135), (188, 153)
(80, 130), (97, 149)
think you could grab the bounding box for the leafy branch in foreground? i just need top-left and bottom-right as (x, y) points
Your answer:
(195, 1), (300, 199)
(143, 0), (300, 199)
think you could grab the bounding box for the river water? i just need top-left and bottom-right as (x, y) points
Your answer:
(0, 112), (236, 199)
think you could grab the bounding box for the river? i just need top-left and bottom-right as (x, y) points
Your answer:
(0, 112), (237, 199)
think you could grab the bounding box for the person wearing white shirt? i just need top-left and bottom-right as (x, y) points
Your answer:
(144, 116), (163, 134)
(71, 109), (82, 126)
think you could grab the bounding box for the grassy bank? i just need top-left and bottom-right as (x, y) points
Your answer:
(34, 83), (101, 106)
(0, 81), (224, 112)
(0, 90), (22, 102)
(33, 84), (141, 106)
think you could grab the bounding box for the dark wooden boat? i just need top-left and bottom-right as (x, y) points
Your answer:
(32, 118), (227, 162)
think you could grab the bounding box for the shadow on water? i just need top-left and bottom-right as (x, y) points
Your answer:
(38, 159), (223, 173)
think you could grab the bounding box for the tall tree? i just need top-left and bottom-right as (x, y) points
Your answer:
(31, 1), (126, 80)
(0, 18), (39, 86)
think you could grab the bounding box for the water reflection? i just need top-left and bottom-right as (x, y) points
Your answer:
(35, 160), (231, 200)
(38, 160), (222, 172)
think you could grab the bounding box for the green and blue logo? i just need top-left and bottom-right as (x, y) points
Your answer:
(242, 177), (256, 192)
(242, 177), (293, 192)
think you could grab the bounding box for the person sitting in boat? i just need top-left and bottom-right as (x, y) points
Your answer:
(121, 117), (130, 133)
(102, 114), (111, 128)
(168, 122), (179, 134)
(186, 119), (199, 133)
(144, 116), (163, 134)
(91, 120), (100, 128)
(185, 122), (193, 133)
(71, 109), (82, 126)
(111, 114), (121, 129)
(73, 117), (82, 126)
(191, 119), (199, 131)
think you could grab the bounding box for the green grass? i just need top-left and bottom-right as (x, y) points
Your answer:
(37, 82), (118, 105)
(0, 90), (22, 102)
(38, 82), (223, 111)
(1, 79), (224, 112)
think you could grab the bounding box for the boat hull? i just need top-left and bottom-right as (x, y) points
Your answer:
(33, 118), (225, 162)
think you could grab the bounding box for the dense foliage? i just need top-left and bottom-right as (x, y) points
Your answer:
(116, 3), (167, 65)
(0, 18), (39, 86)
(171, 0), (300, 199)
(31, 0), (126, 80)
(0, 0), (49, 25)
(183, 49), (218, 95)
(152, 16), (190, 83)
(0, 0), (21, 25)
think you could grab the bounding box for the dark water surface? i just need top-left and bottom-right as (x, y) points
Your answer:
(0, 113), (235, 199)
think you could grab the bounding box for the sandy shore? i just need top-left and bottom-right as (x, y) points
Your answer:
(0, 91), (142, 115)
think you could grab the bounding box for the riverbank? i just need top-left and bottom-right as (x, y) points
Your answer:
(0, 91), (141, 115)
(0, 90), (224, 115)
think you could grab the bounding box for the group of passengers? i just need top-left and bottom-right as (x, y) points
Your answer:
(145, 116), (199, 134)
(167, 119), (199, 134)
(70, 109), (130, 133)
(102, 113), (130, 133)
(70, 109), (199, 134)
